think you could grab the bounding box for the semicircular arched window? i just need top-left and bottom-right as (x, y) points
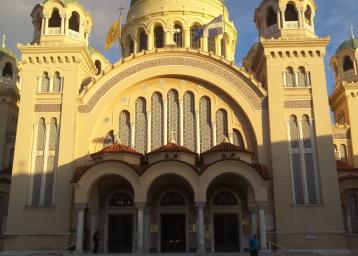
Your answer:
(49, 8), (61, 28)
(343, 56), (354, 72)
(108, 192), (134, 207)
(285, 3), (298, 21)
(2, 62), (13, 79)
(69, 11), (80, 32)
(266, 6), (277, 27)
(154, 25), (164, 48)
(161, 192), (186, 206)
(213, 191), (238, 206)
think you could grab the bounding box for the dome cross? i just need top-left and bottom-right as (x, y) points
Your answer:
(2, 34), (6, 48)
(351, 25), (355, 39)
(165, 24), (181, 46)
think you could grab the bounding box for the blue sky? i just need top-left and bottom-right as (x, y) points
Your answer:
(1, 0), (358, 92)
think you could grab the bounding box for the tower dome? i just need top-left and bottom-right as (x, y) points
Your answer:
(121, 0), (237, 61)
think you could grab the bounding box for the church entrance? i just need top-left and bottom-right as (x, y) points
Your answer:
(161, 214), (186, 252)
(213, 213), (240, 252)
(107, 214), (133, 253)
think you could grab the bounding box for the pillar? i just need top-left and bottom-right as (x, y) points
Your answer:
(179, 99), (184, 146)
(305, 72), (311, 87)
(249, 208), (258, 236)
(212, 122), (217, 146)
(196, 111), (200, 153)
(203, 36), (208, 52)
(294, 72), (299, 87)
(184, 27), (190, 48)
(89, 208), (98, 251)
(131, 122), (135, 149)
(281, 10), (286, 29)
(136, 203), (146, 253)
(282, 72), (287, 87)
(60, 16), (65, 34)
(44, 17), (49, 35)
(147, 111), (152, 152)
(147, 31), (154, 51)
(258, 206), (267, 250)
(196, 202), (206, 253)
(41, 18), (45, 35)
(144, 206), (151, 252)
(75, 203), (87, 253)
(353, 59), (358, 75)
(49, 77), (54, 92)
(277, 11), (282, 29)
(163, 99), (168, 145)
(65, 16), (69, 35)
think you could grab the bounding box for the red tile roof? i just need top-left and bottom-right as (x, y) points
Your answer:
(147, 143), (197, 156)
(91, 143), (142, 157)
(201, 142), (254, 155)
(336, 160), (357, 171)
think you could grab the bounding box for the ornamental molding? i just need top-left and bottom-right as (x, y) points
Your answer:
(34, 104), (61, 112)
(78, 56), (266, 113)
(284, 100), (312, 109)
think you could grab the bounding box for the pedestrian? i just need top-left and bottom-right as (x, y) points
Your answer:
(93, 230), (100, 253)
(249, 234), (258, 256)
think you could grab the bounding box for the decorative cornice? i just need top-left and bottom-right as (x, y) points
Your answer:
(78, 55), (267, 113)
(34, 104), (61, 112)
(284, 100), (313, 109)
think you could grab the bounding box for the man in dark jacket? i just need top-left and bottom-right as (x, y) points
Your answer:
(93, 230), (100, 253)
(249, 234), (258, 256)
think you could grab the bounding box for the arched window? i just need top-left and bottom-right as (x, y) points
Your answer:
(286, 67), (295, 87)
(173, 24), (183, 47)
(285, 3), (298, 21)
(298, 67), (307, 87)
(53, 72), (61, 92)
(266, 6), (277, 26)
(340, 144), (348, 162)
(135, 97), (147, 154)
(41, 72), (50, 92)
(190, 26), (201, 49)
(119, 111), (131, 146)
(109, 192), (133, 207)
(216, 109), (228, 143)
(69, 11), (80, 32)
(208, 36), (215, 53)
(154, 25), (164, 48)
(183, 92), (196, 151)
(213, 191), (238, 206)
(48, 8), (61, 28)
(221, 38), (226, 57)
(161, 192), (186, 206)
(95, 60), (101, 76)
(2, 62), (13, 78)
(48, 118), (57, 151)
(233, 129), (245, 149)
(167, 90), (179, 143)
(305, 5), (312, 25)
(289, 115), (304, 204)
(151, 92), (164, 150)
(200, 96), (213, 152)
(139, 29), (147, 52)
(343, 56), (354, 72)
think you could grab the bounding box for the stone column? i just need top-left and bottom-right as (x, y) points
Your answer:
(179, 99), (184, 146)
(258, 205), (267, 250)
(131, 122), (136, 149)
(75, 203), (87, 253)
(212, 122), (217, 146)
(136, 203), (146, 253)
(305, 72), (311, 87)
(65, 16), (69, 35)
(163, 99), (168, 145)
(277, 11), (282, 29)
(49, 78), (54, 92)
(299, 9), (304, 28)
(281, 10), (286, 28)
(147, 111), (152, 152)
(60, 16), (65, 34)
(196, 111), (200, 153)
(294, 72), (299, 87)
(249, 208), (258, 236)
(184, 27), (190, 48)
(147, 31), (154, 51)
(44, 17), (49, 35)
(282, 72), (287, 87)
(196, 202), (206, 253)
(203, 36), (208, 52)
(41, 18), (45, 35)
(89, 208), (98, 251)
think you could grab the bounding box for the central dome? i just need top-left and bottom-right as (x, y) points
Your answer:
(130, 0), (225, 6)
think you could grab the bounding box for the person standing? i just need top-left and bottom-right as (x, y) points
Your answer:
(92, 230), (100, 253)
(249, 234), (258, 256)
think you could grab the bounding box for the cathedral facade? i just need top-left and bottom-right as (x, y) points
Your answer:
(0, 0), (358, 254)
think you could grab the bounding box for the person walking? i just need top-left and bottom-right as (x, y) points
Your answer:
(92, 230), (100, 253)
(249, 234), (258, 256)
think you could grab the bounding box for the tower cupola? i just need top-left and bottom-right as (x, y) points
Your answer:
(31, 0), (93, 46)
(254, 0), (316, 39)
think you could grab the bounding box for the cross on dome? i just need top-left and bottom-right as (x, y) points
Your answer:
(2, 34), (6, 48)
(165, 24), (181, 46)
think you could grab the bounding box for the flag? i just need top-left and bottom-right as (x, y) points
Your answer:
(203, 15), (224, 38)
(105, 17), (122, 50)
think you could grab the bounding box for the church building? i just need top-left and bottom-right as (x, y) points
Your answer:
(0, 0), (358, 254)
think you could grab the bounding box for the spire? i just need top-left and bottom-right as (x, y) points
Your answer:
(2, 34), (6, 48)
(351, 25), (355, 39)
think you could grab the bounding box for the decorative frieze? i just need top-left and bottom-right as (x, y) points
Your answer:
(284, 100), (312, 109)
(34, 104), (61, 112)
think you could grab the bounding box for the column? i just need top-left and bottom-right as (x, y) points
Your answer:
(144, 207), (151, 252)
(305, 72), (311, 87)
(212, 122), (217, 146)
(353, 59), (358, 75)
(294, 72), (299, 87)
(131, 122), (135, 149)
(299, 10), (304, 28)
(41, 18), (45, 35)
(282, 72), (287, 87)
(258, 206), (267, 250)
(134, 41), (138, 54)
(147, 111), (152, 152)
(44, 17), (49, 35)
(65, 16), (69, 35)
(60, 16), (65, 34)
(89, 208), (98, 251)
(79, 22), (84, 38)
(184, 27), (190, 48)
(196, 111), (200, 153)
(136, 203), (146, 253)
(249, 208), (258, 236)
(281, 10), (286, 29)
(147, 31), (154, 51)
(75, 203), (87, 253)
(196, 202), (206, 253)
(216, 35), (222, 57)
(49, 77), (54, 92)
(179, 99), (184, 146)
(277, 11), (282, 29)
(163, 99), (168, 145)
(202, 36), (208, 52)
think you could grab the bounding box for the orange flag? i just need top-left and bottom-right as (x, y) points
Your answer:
(105, 17), (122, 50)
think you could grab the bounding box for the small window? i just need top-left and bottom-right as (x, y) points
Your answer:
(266, 6), (277, 27)
(154, 25), (164, 48)
(285, 3), (298, 21)
(69, 11), (80, 32)
(213, 191), (238, 206)
(41, 72), (50, 92)
(298, 67), (307, 87)
(343, 56), (354, 72)
(161, 192), (186, 206)
(305, 5), (312, 25)
(286, 67), (295, 87)
(190, 26), (201, 49)
(208, 36), (215, 53)
(108, 192), (133, 207)
(2, 62), (13, 78)
(139, 29), (147, 51)
(95, 60), (101, 76)
(49, 8), (61, 28)
(53, 72), (62, 92)
(173, 24), (183, 47)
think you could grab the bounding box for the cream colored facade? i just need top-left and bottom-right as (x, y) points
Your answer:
(1, 0), (358, 254)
